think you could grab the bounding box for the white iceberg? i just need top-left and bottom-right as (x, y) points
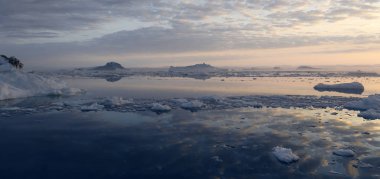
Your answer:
(180, 100), (204, 110)
(333, 149), (355, 157)
(150, 103), (171, 112)
(314, 82), (364, 94)
(272, 146), (300, 164)
(0, 57), (81, 100)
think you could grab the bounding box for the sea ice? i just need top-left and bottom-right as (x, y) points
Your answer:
(80, 103), (104, 112)
(103, 97), (133, 106)
(180, 100), (204, 110)
(333, 149), (355, 157)
(150, 103), (171, 112)
(314, 82), (364, 94)
(272, 146), (300, 164)
(344, 94), (380, 119)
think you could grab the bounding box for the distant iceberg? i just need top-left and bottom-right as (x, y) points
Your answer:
(314, 82), (364, 94)
(0, 56), (81, 100)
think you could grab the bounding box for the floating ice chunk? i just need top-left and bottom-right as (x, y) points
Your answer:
(180, 100), (204, 110)
(345, 94), (380, 111)
(314, 82), (364, 94)
(200, 95), (224, 103)
(80, 103), (104, 112)
(333, 149), (355, 157)
(170, 98), (188, 104)
(358, 109), (380, 120)
(151, 103), (171, 112)
(103, 97), (133, 106)
(272, 146), (299, 164)
(344, 94), (380, 119)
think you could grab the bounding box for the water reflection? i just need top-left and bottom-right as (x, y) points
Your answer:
(0, 107), (378, 178)
(65, 76), (380, 99)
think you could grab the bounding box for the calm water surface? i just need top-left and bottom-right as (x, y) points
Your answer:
(0, 108), (379, 178)
(66, 76), (380, 99)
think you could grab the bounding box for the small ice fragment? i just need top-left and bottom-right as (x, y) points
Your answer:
(80, 103), (104, 112)
(150, 103), (171, 112)
(180, 100), (204, 110)
(353, 161), (374, 168)
(333, 149), (355, 157)
(272, 146), (299, 164)
(103, 97), (132, 106)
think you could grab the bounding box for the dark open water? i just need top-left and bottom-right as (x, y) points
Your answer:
(0, 108), (379, 178)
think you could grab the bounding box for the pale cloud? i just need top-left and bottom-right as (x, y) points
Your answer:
(0, 0), (380, 69)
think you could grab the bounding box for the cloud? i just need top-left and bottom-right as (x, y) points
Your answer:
(0, 0), (380, 68)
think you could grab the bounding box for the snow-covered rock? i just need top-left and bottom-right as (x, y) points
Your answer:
(180, 100), (204, 110)
(314, 82), (364, 94)
(0, 57), (81, 100)
(272, 146), (300, 164)
(333, 149), (355, 157)
(150, 103), (171, 112)
(80, 103), (104, 112)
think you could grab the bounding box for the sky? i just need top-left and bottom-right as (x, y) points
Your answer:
(1, 0), (380, 69)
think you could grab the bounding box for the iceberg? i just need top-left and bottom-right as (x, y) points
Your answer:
(272, 146), (300, 164)
(314, 82), (364, 94)
(0, 56), (81, 100)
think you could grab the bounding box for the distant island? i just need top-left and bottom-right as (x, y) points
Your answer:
(169, 63), (222, 73)
(297, 66), (318, 70)
(92, 62), (125, 70)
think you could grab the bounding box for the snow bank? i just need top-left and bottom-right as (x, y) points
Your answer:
(0, 57), (81, 100)
(272, 146), (299, 164)
(314, 82), (364, 94)
(150, 103), (171, 112)
(333, 149), (355, 157)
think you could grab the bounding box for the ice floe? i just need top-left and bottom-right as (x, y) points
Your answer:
(150, 103), (171, 112)
(180, 100), (204, 110)
(272, 146), (300, 164)
(314, 82), (364, 94)
(332, 149), (355, 157)
(344, 94), (380, 119)
(103, 97), (133, 106)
